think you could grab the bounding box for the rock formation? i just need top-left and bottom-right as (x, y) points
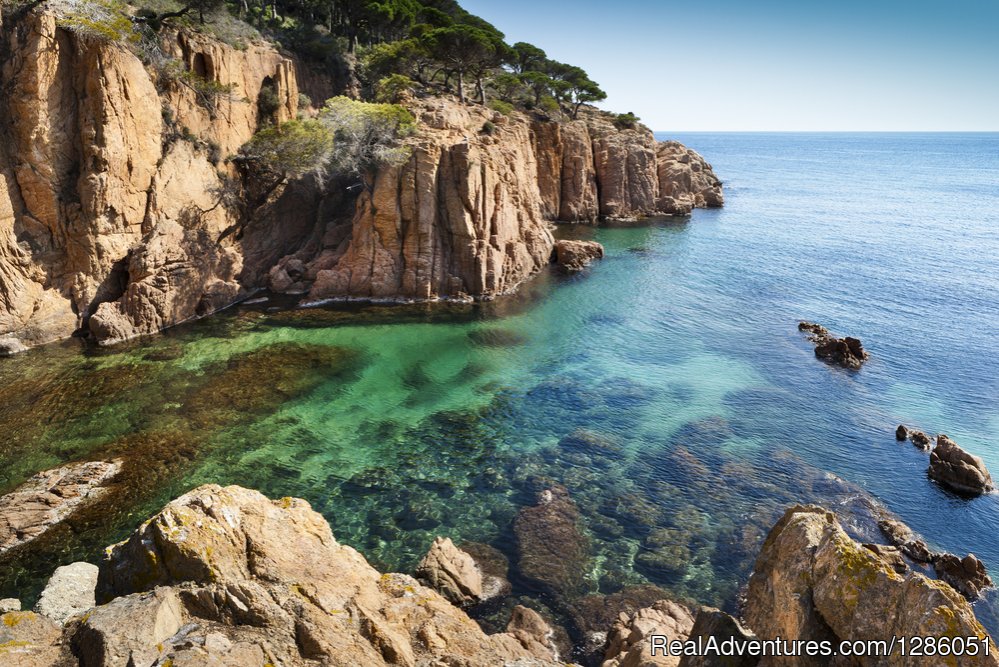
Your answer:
(414, 536), (485, 607)
(798, 321), (869, 369)
(929, 434), (994, 495)
(0, 460), (122, 555)
(555, 239), (605, 273)
(35, 562), (98, 624)
(0, 9), (723, 351)
(896, 424), (932, 450)
(746, 505), (997, 666)
(678, 607), (759, 667)
(601, 599), (694, 667)
(81, 484), (561, 666)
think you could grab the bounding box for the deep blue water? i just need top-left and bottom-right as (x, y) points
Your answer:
(1, 132), (997, 635)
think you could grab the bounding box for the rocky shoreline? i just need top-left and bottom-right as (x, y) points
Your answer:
(1, 483), (995, 666)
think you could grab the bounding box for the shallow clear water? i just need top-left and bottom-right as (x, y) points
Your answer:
(2, 133), (998, 636)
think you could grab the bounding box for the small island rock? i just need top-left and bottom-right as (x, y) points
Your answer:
(554, 240), (605, 273)
(928, 435), (994, 495)
(798, 321), (869, 369)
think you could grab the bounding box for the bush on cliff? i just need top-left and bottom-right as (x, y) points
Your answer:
(318, 96), (415, 178)
(239, 119), (334, 179)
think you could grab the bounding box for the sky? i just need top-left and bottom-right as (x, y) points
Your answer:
(460, 0), (999, 131)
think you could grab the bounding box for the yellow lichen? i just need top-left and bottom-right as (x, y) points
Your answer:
(2, 612), (36, 627)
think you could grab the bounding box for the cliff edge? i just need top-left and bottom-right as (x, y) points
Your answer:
(0, 9), (722, 351)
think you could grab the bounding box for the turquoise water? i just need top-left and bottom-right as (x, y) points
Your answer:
(1, 133), (998, 641)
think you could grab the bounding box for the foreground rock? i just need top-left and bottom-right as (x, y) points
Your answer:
(0, 610), (72, 666)
(555, 240), (606, 273)
(929, 434), (994, 495)
(678, 607), (759, 667)
(798, 321), (869, 369)
(89, 484), (561, 666)
(35, 562), (99, 623)
(0, 460), (122, 555)
(513, 485), (594, 602)
(601, 599), (694, 667)
(415, 536), (485, 607)
(747, 505), (997, 666)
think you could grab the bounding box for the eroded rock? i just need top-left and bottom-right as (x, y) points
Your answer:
(0, 610), (73, 666)
(602, 599), (695, 667)
(92, 484), (562, 667)
(35, 561), (98, 623)
(0, 460), (122, 555)
(678, 607), (759, 667)
(746, 505), (998, 666)
(555, 240), (605, 273)
(929, 434), (994, 496)
(415, 536), (484, 607)
(798, 321), (869, 369)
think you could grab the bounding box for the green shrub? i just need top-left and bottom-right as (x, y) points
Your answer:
(481, 120), (495, 134)
(374, 74), (416, 104)
(240, 119), (335, 178)
(55, 0), (139, 42)
(539, 95), (560, 115)
(319, 96), (415, 177)
(488, 99), (514, 115)
(297, 93), (313, 110)
(613, 112), (641, 129)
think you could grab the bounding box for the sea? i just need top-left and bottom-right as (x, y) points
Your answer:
(2, 132), (997, 640)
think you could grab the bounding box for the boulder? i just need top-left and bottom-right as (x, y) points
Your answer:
(895, 424), (908, 441)
(932, 553), (993, 600)
(678, 607), (759, 667)
(928, 435), (994, 495)
(0, 610), (73, 666)
(555, 239), (605, 273)
(746, 505), (998, 666)
(35, 561), (99, 623)
(0, 598), (20, 613)
(506, 605), (562, 661)
(415, 537), (485, 607)
(601, 599), (695, 667)
(0, 460), (122, 555)
(797, 322), (869, 369)
(513, 485), (594, 601)
(92, 484), (562, 667)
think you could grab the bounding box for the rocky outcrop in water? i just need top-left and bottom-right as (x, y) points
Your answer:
(929, 434), (994, 496)
(798, 321), (869, 369)
(0, 460), (122, 555)
(0, 9), (722, 351)
(746, 505), (997, 666)
(555, 239), (605, 273)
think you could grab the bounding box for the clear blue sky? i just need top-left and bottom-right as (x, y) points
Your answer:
(461, 0), (999, 131)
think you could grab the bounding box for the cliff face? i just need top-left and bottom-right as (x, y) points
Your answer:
(0, 10), (722, 350)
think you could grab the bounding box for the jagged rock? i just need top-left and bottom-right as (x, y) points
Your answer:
(35, 561), (99, 623)
(415, 536), (484, 606)
(458, 541), (513, 599)
(0, 460), (122, 554)
(929, 434), (994, 495)
(555, 240), (605, 273)
(677, 607), (759, 667)
(746, 505), (998, 666)
(0, 598), (20, 613)
(92, 484), (561, 667)
(932, 553), (993, 600)
(513, 485), (594, 601)
(910, 430), (931, 449)
(0, 610), (73, 666)
(601, 599), (695, 667)
(1, 13), (722, 350)
(573, 585), (677, 657)
(861, 543), (908, 575)
(798, 321), (869, 369)
(877, 517), (934, 563)
(507, 605), (562, 661)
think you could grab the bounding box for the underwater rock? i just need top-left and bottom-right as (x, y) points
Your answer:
(798, 321), (869, 369)
(554, 239), (605, 273)
(602, 599), (695, 667)
(459, 541), (513, 600)
(416, 537), (485, 607)
(513, 485), (594, 602)
(0, 460), (123, 555)
(634, 529), (693, 585)
(928, 434), (994, 496)
(35, 561), (98, 624)
(746, 505), (998, 666)
(558, 428), (627, 462)
(467, 328), (529, 347)
(678, 607), (759, 667)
